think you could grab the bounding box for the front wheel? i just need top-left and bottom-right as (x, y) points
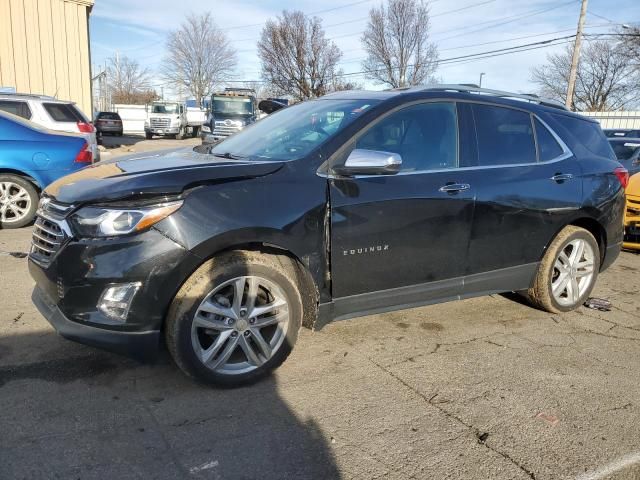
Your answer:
(165, 251), (303, 386)
(145, 131), (153, 140)
(526, 226), (600, 313)
(0, 175), (38, 229)
(176, 127), (185, 140)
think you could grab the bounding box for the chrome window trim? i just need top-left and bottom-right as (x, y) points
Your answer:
(324, 108), (574, 179)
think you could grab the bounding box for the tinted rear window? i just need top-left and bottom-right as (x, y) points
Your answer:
(471, 104), (536, 166)
(98, 112), (121, 120)
(553, 114), (614, 159)
(43, 103), (84, 122)
(0, 100), (32, 120)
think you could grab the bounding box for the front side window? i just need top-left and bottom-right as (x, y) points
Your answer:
(471, 104), (536, 166)
(0, 100), (32, 120)
(354, 102), (458, 172)
(210, 99), (379, 161)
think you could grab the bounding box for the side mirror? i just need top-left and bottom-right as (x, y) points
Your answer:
(333, 149), (402, 176)
(258, 99), (287, 114)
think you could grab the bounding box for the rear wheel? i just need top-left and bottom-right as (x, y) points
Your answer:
(165, 251), (302, 386)
(527, 226), (599, 313)
(0, 175), (38, 229)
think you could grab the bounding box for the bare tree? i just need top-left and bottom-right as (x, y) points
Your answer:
(163, 12), (237, 107)
(531, 40), (640, 111)
(361, 0), (438, 88)
(258, 10), (343, 101)
(617, 25), (640, 65)
(106, 54), (156, 105)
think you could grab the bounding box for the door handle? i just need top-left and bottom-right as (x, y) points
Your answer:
(439, 183), (470, 193)
(551, 173), (573, 182)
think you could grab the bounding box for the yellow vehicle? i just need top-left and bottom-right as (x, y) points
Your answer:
(624, 173), (640, 251)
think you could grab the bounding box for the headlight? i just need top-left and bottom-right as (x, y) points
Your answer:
(201, 125), (211, 133)
(69, 201), (183, 237)
(144, 121), (149, 128)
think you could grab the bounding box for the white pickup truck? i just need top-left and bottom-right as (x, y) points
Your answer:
(144, 101), (206, 140)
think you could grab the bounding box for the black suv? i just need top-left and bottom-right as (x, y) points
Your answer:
(29, 85), (627, 386)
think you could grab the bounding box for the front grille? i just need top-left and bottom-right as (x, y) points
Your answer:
(213, 123), (242, 137)
(150, 118), (170, 128)
(30, 199), (72, 265)
(627, 197), (640, 217)
(31, 216), (65, 261)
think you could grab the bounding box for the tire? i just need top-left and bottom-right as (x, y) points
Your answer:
(165, 250), (303, 387)
(145, 132), (153, 140)
(176, 127), (185, 140)
(526, 226), (600, 313)
(0, 175), (38, 229)
(191, 127), (199, 138)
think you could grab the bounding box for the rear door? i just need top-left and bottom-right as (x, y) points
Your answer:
(329, 101), (475, 304)
(459, 103), (581, 292)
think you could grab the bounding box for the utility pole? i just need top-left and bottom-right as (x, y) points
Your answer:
(565, 0), (588, 110)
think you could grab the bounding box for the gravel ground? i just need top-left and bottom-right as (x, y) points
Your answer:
(1, 227), (640, 479)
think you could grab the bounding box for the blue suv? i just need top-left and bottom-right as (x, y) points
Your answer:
(0, 111), (92, 228)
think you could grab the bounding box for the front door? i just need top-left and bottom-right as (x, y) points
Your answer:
(329, 102), (475, 303)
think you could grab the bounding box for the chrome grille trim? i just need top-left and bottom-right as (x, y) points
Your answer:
(30, 199), (72, 264)
(150, 118), (171, 127)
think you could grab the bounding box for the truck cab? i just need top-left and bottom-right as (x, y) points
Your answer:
(201, 88), (257, 145)
(145, 102), (186, 140)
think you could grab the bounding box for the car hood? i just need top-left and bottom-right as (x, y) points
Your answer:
(45, 147), (284, 204)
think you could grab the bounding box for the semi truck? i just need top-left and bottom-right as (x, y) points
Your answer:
(200, 88), (258, 145)
(144, 101), (206, 140)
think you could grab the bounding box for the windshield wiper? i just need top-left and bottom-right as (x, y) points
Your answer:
(214, 152), (246, 160)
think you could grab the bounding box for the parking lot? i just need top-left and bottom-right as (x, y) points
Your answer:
(1, 222), (639, 479)
(99, 134), (202, 159)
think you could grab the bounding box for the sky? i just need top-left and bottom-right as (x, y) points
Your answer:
(89, 0), (640, 99)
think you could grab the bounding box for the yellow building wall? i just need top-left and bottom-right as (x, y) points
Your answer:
(0, 0), (94, 117)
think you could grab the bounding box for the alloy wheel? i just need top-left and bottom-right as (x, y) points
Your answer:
(191, 275), (290, 375)
(0, 182), (32, 224)
(551, 238), (595, 307)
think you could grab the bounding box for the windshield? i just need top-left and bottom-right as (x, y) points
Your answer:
(213, 97), (254, 116)
(152, 104), (178, 114)
(610, 140), (640, 160)
(210, 99), (379, 161)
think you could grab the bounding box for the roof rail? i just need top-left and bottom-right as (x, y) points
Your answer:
(0, 91), (57, 100)
(418, 84), (567, 110)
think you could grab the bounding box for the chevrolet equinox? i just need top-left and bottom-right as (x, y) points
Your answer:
(29, 85), (627, 386)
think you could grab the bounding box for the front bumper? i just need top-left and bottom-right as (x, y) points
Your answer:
(28, 226), (202, 359)
(145, 127), (180, 135)
(32, 286), (159, 361)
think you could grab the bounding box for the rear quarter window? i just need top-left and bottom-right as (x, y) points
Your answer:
(552, 114), (615, 159)
(43, 103), (84, 123)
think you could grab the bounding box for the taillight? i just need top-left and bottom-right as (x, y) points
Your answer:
(75, 142), (93, 163)
(614, 167), (629, 189)
(77, 121), (94, 133)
